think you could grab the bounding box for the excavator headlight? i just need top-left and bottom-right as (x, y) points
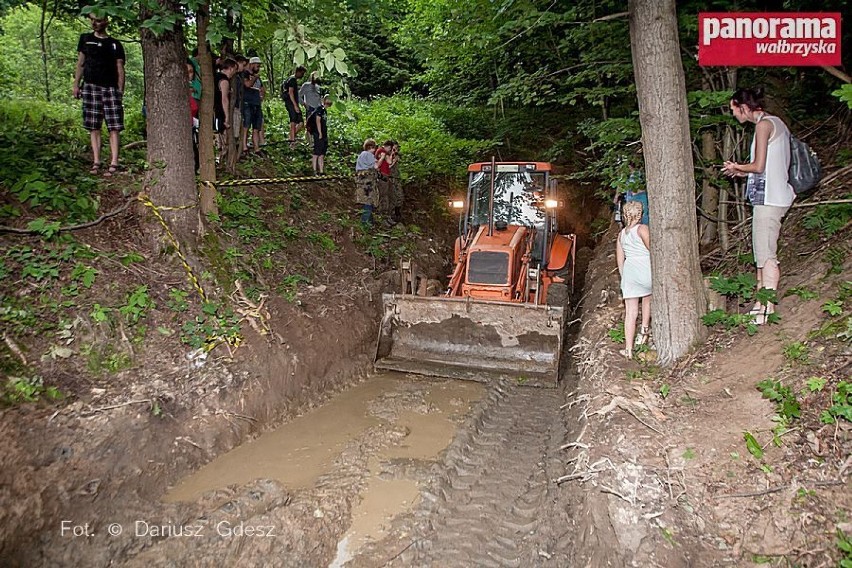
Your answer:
(449, 199), (465, 210)
(544, 199), (559, 209)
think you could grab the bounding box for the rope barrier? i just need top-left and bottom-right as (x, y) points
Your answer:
(136, 188), (241, 354)
(216, 174), (350, 187)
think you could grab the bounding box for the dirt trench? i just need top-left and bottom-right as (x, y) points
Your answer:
(1, 181), (623, 567)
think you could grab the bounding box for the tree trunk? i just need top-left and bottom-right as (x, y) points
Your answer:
(698, 127), (718, 246)
(263, 45), (275, 94)
(628, 0), (706, 365)
(717, 68), (737, 251)
(197, 4), (218, 218)
(141, 4), (199, 248)
(39, 0), (51, 101)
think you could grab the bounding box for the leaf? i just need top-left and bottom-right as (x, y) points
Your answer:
(334, 59), (349, 75)
(306, 46), (317, 59)
(324, 53), (335, 71)
(743, 431), (764, 459)
(332, 47), (346, 60)
(682, 447), (696, 460)
(294, 48), (306, 66)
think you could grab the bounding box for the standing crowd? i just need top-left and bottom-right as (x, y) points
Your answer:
(73, 13), (404, 228)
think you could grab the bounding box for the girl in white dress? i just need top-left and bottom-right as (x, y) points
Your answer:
(616, 201), (652, 359)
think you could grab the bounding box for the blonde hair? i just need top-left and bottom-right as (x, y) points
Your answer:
(363, 138), (376, 150)
(622, 201), (644, 227)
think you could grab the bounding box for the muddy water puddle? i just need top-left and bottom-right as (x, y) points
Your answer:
(165, 373), (483, 561)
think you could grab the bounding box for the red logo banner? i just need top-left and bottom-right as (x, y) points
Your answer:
(698, 12), (842, 67)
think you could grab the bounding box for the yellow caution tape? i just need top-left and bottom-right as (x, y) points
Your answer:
(216, 174), (350, 187)
(137, 184), (243, 353)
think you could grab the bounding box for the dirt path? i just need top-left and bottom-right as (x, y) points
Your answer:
(39, 374), (575, 568)
(349, 383), (572, 567)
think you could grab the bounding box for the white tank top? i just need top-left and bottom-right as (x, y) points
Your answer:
(748, 114), (794, 207)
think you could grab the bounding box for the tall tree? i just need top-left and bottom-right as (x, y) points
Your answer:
(139, 0), (198, 246)
(628, 0), (705, 365)
(196, 3), (217, 217)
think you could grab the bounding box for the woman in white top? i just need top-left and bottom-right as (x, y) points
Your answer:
(722, 87), (795, 324)
(616, 201), (652, 359)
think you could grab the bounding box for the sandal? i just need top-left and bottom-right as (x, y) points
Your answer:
(618, 348), (633, 360)
(89, 163), (101, 174)
(103, 164), (120, 177)
(747, 303), (773, 326)
(636, 326), (650, 346)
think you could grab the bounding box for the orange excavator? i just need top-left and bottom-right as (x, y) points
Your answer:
(375, 161), (576, 387)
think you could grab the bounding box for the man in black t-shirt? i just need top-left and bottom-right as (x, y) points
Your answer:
(281, 66), (305, 148)
(73, 14), (125, 176)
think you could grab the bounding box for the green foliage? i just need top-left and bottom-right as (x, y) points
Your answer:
(802, 200), (852, 238)
(659, 384), (670, 399)
(824, 246), (846, 276)
(703, 274), (780, 333)
(336, 96), (494, 183)
(822, 300), (843, 316)
(607, 322), (626, 344)
(118, 285), (153, 323)
(7, 241), (87, 284)
(217, 190), (272, 241)
(0, 101), (105, 224)
(81, 343), (132, 374)
(278, 273), (309, 303)
(820, 382), (851, 424)
(180, 303), (242, 350)
(575, 117), (642, 198)
(806, 377), (827, 392)
(166, 288), (190, 312)
(71, 264), (98, 288)
(785, 286), (818, 301)
(708, 273), (758, 300)
(837, 529), (852, 568)
(307, 231), (337, 252)
(701, 309), (759, 336)
(90, 303), (111, 323)
(353, 223), (421, 264)
(743, 431), (764, 460)
(120, 252), (146, 266)
(757, 379), (801, 422)
(782, 341), (809, 364)
(0, 296), (40, 336)
(2, 375), (62, 404)
(833, 84), (852, 109)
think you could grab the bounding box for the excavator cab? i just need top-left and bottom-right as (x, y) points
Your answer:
(375, 161), (576, 387)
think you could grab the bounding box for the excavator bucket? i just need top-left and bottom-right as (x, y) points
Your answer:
(374, 294), (564, 387)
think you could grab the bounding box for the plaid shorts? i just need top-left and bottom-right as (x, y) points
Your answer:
(82, 84), (124, 132)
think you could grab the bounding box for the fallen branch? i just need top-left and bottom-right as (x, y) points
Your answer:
(175, 436), (203, 450)
(599, 484), (633, 504)
(819, 163), (852, 186)
(716, 479), (843, 499)
(0, 196), (135, 234)
(3, 333), (27, 365)
(82, 399), (152, 415)
(792, 198), (852, 209)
